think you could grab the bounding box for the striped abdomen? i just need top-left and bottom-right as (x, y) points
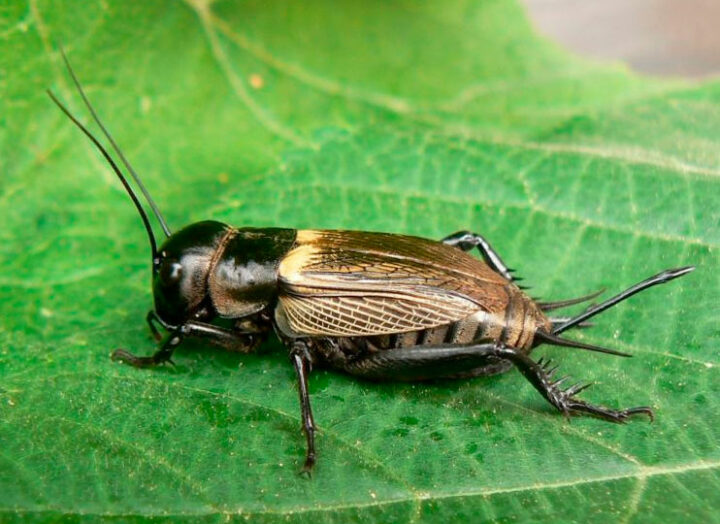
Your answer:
(368, 285), (550, 353)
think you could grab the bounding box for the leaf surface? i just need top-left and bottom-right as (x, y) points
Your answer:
(1, 1), (718, 522)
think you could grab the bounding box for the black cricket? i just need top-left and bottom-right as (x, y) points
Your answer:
(50, 53), (694, 473)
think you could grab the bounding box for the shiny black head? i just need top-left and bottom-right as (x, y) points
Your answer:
(153, 221), (229, 326)
(48, 50), (224, 328)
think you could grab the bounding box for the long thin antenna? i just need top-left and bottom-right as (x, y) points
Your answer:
(47, 89), (159, 262)
(553, 266), (695, 335)
(59, 48), (172, 237)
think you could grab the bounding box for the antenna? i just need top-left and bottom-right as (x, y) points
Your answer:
(47, 90), (159, 262)
(59, 48), (172, 237)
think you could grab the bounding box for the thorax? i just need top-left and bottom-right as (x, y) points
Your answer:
(207, 227), (296, 318)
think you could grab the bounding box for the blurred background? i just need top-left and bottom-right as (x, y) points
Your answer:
(524, 0), (720, 78)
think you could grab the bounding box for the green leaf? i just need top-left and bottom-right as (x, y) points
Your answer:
(1, 0), (718, 522)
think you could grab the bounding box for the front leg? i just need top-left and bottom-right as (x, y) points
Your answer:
(289, 339), (317, 474)
(146, 310), (164, 341)
(112, 329), (184, 367)
(442, 231), (515, 281)
(112, 320), (263, 368)
(185, 321), (266, 352)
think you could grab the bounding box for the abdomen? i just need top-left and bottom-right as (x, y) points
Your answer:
(344, 286), (549, 378)
(374, 286), (546, 349)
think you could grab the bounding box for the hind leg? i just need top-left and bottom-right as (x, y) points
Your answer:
(443, 358), (513, 379)
(441, 231), (515, 281)
(341, 342), (506, 380)
(501, 351), (653, 422)
(340, 341), (653, 421)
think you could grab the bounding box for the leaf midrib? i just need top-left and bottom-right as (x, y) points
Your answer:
(2, 460), (717, 519)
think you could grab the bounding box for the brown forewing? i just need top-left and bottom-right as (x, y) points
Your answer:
(277, 230), (512, 337)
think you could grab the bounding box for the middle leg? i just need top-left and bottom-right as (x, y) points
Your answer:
(289, 339), (318, 474)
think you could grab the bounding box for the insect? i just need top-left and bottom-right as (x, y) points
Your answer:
(49, 52), (694, 473)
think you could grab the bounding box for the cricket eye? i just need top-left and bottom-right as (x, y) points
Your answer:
(159, 259), (183, 287)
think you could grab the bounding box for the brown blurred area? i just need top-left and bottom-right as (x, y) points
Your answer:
(523, 0), (720, 78)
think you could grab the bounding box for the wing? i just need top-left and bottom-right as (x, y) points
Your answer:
(276, 230), (512, 337)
